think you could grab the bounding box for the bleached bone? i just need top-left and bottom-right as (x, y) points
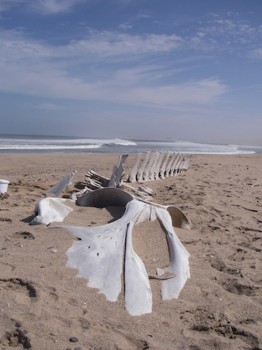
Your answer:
(70, 187), (90, 201)
(174, 155), (185, 176)
(136, 199), (191, 230)
(31, 197), (74, 225)
(128, 153), (142, 183)
(47, 171), (77, 197)
(153, 152), (165, 180)
(84, 152), (189, 189)
(165, 153), (178, 177)
(179, 157), (186, 172)
(159, 151), (172, 179)
(85, 170), (109, 188)
(64, 197), (146, 304)
(108, 154), (128, 188)
(170, 154), (182, 175)
(138, 184), (154, 196)
(137, 151), (151, 182)
(59, 187), (190, 316)
(185, 158), (190, 170)
(121, 182), (154, 202)
(143, 152), (158, 181)
(178, 157), (187, 174)
(125, 221), (152, 316)
(182, 158), (190, 172)
(148, 151), (161, 180)
(156, 207), (190, 299)
(142, 151), (155, 181)
(166, 205), (191, 230)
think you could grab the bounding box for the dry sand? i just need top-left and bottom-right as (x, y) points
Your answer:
(0, 153), (261, 350)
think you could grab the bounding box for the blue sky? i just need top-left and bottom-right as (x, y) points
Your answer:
(0, 0), (261, 144)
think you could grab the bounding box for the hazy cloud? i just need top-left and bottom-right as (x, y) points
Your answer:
(0, 28), (183, 62)
(0, 0), (84, 14)
(250, 48), (262, 60)
(119, 22), (133, 31)
(66, 31), (183, 56)
(189, 14), (261, 54)
(0, 56), (227, 107)
(0, 30), (52, 61)
(0, 13), (256, 114)
(0, 0), (24, 12)
(30, 0), (84, 14)
(1, 3), (261, 144)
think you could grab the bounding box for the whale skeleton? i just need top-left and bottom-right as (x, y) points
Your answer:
(56, 188), (190, 316)
(30, 153), (190, 316)
(126, 151), (189, 183)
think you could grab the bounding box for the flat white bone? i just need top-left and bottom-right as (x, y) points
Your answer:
(31, 197), (73, 225)
(125, 221), (152, 316)
(64, 199), (146, 302)
(61, 188), (190, 316)
(47, 171), (77, 197)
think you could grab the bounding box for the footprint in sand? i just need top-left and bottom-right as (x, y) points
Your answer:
(0, 281), (36, 349)
(220, 278), (259, 297)
(87, 320), (152, 350)
(208, 255), (243, 277)
(1, 326), (32, 349)
(0, 278), (38, 301)
(238, 241), (262, 253)
(0, 217), (12, 223)
(185, 309), (261, 350)
(5, 231), (35, 242)
(229, 248), (254, 262)
(215, 322), (261, 349)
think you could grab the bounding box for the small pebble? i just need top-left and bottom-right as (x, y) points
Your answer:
(69, 336), (79, 343)
(49, 248), (58, 253)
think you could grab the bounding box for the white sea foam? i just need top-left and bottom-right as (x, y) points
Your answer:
(0, 144), (102, 150)
(0, 135), (258, 154)
(0, 136), (136, 150)
(136, 141), (256, 155)
(104, 138), (137, 146)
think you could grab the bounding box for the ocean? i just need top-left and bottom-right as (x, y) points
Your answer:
(0, 134), (260, 155)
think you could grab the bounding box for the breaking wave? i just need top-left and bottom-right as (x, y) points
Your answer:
(0, 136), (136, 151)
(0, 135), (259, 154)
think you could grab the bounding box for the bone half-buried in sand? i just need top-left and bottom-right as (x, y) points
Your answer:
(61, 188), (190, 316)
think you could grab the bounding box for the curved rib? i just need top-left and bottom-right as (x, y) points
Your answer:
(155, 207), (190, 300)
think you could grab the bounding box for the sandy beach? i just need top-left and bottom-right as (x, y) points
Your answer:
(0, 153), (261, 350)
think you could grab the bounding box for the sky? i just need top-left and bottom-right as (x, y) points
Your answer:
(0, 0), (261, 145)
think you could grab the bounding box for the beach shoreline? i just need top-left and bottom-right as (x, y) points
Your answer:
(0, 153), (261, 350)
(0, 134), (260, 155)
